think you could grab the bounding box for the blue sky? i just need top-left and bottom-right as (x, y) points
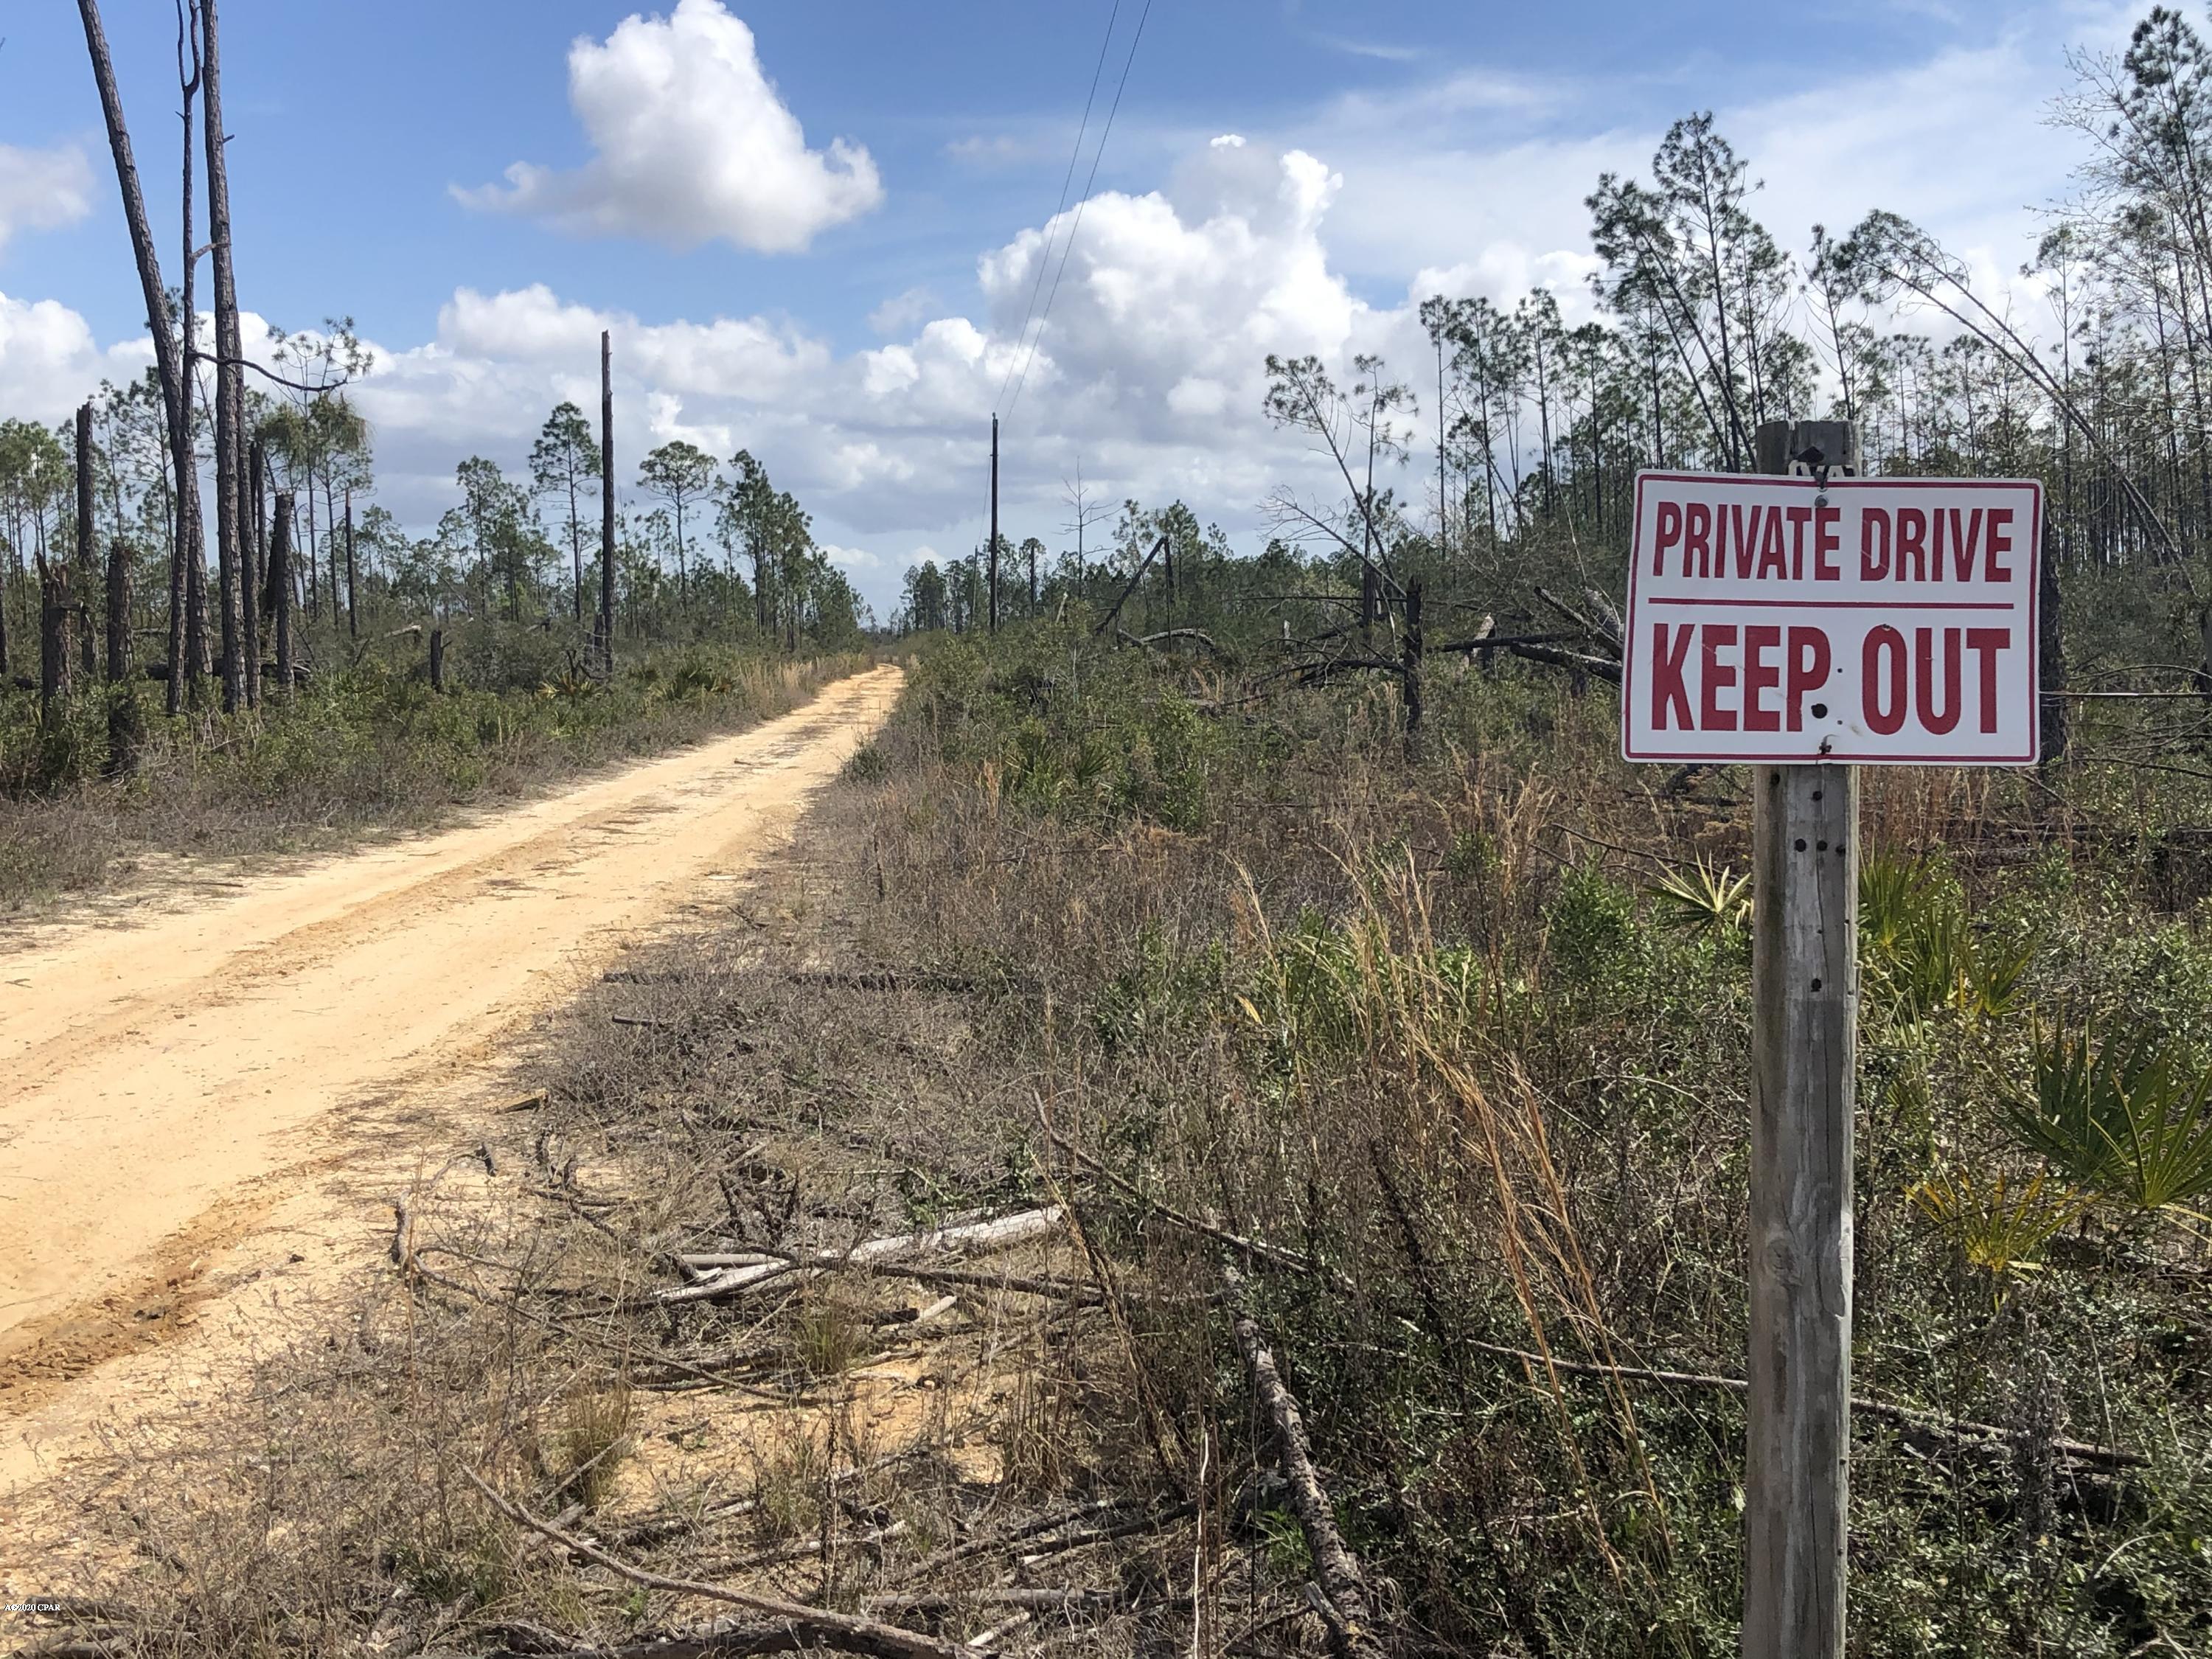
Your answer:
(0, 0), (2140, 611)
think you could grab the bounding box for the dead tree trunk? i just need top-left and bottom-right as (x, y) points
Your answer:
(243, 433), (264, 706)
(105, 535), (139, 773)
(177, 0), (207, 706)
(38, 560), (72, 731)
(73, 403), (99, 683)
(1223, 1267), (1385, 1659)
(429, 625), (446, 693)
(201, 0), (246, 713)
(78, 0), (202, 720)
(1402, 577), (1425, 740)
(270, 492), (294, 692)
(344, 486), (358, 638)
(599, 329), (616, 674)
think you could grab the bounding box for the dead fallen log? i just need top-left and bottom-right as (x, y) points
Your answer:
(463, 1470), (967, 1659)
(1504, 639), (1622, 683)
(656, 1207), (1066, 1306)
(1224, 1265), (1385, 1659)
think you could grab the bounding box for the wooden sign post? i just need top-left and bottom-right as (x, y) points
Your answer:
(1619, 421), (2043, 1658)
(1744, 419), (1860, 1659)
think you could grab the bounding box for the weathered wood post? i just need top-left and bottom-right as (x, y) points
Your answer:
(1744, 418), (1860, 1659)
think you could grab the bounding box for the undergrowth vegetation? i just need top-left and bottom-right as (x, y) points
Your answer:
(0, 627), (872, 908)
(860, 619), (2212, 1656)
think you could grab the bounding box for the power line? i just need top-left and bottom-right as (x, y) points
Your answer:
(993, 1), (1122, 417)
(1003, 0), (1152, 426)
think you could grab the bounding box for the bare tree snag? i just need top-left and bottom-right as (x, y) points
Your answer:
(344, 485), (358, 638)
(243, 434), (264, 707)
(201, 0), (246, 713)
(73, 404), (98, 682)
(1222, 1265), (1384, 1659)
(38, 560), (72, 731)
(600, 329), (616, 673)
(270, 493), (294, 692)
(176, 0), (208, 706)
(77, 0), (202, 720)
(1402, 577), (1424, 739)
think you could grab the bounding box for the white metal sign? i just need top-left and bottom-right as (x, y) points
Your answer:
(1621, 470), (2043, 765)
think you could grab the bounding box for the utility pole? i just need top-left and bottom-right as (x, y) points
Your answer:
(599, 330), (616, 673)
(988, 414), (1000, 634)
(1743, 417), (1860, 1659)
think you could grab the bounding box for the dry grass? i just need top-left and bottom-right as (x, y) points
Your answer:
(15, 630), (2212, 1658)
(0, 641), (872, 914)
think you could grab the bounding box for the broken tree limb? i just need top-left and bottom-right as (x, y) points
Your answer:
(1093, 532), (1169, 639)
(1118, 624), (1228, 658)
(462, 1470), (969, 1659)
(1223, 1265), (1385, 1659)
(1504, 640), (1623, 684)
(656, 1207), (1066, 1306)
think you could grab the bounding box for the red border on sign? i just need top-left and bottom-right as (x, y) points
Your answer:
(1620, 471), (2044, 765)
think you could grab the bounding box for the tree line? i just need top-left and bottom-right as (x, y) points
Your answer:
(1, 1), (860, 750)
(914, 10), (2212, 743)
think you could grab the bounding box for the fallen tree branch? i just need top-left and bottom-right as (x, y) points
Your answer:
(1223, 1266), (1384, 1659)
(657, 1208), (1066, 1306)
(462, 1470), (968, 1659)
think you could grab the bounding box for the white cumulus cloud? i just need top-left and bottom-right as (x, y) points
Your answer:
(0, 143), (96, 257)
(458, 0), (882, 254)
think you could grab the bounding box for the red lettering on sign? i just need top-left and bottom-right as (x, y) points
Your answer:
(1701, 625), (1739, 731)
(1650, 623), (1694, 730)
(1861, 508), (1891, 580)
(1947, 508), (1982, 581)
(1686, 502), (1713, 577)
(1814, 504), (1842, 581)
(1743, 625), (1782, 731)
(1916, 627), (1964, 734)
(1756, 512), (1787, 580)
(1786, 505), (1812, 580)
(1786, 627), (1831, 731)
(1986, 509), (2014, 582)
(1654, 501), (1683, 575)
(1896, 509), (1927, 581)
(1731, 504), (1761, 579)
(1865, 626), (1907, 735)
(1966, 627), (2009, 733)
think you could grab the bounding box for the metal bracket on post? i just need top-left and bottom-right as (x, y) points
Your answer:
(1743, 419), (1861, 1659)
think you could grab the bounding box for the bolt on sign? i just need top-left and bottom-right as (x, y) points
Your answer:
(1621, 471), (2044, 765)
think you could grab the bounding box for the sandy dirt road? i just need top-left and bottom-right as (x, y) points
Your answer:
(0, 664), (901, 1490)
